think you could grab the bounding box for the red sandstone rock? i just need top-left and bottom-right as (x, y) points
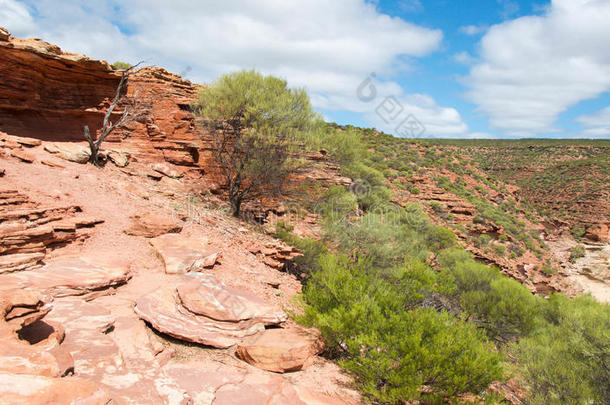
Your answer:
(585, 223), (609, 242)
(134, 284), (265, 348)
(40, 159), (65, 169)
(0, 257), (132, 299)
(149, 233), (220, 274)
(177, 273), (287, 325)
(44, 143), (90, 164)
(236, 327), (324, 373)
(0, 252), (45, 274)
(0, 373), (112, 404)
(10, 149), (35, 163)
(125, 212), (183, 238)
(152, 162), (184, 178)
(0, 27), (9, 42)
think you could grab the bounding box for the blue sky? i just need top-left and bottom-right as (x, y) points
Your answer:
(2, 0), (610, 138)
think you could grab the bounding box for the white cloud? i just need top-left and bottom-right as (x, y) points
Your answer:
(0, 0), (467, 136)
(364, 92), (468, 137)
(399, 0), (423, 13)
(0, 0), (35, 33)
(465, 0), (610, 137)
(577, 106), (610, 137)
(459, 25), (487, 36)
(454, 51), (476, 65)
(497, 0), (520, 19)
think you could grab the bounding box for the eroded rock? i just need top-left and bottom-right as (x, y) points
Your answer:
(125, 212), (183, 238)
(236, 327), (324, 373)
(0, 257), (131, 299)
(177, 274), (287, 325)
(150, 233), (220, 274)
(44, 143), (91, 164)
(134, 284), (264, 348)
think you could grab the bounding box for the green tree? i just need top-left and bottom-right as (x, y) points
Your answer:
(194, 70), (318, 216)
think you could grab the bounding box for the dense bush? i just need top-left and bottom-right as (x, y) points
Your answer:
(514, 295), (610, 404)
(439, 249), (540, 341)
(300, 254), (504, 403)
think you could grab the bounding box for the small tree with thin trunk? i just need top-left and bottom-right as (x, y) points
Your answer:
(194, 70), (318, 217)
(83, 62), (143, 166)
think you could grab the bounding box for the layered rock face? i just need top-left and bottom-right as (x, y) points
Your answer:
(0, 28), (206, 170)
(0, 189), (103, 273)
(0, 32), (121, 141)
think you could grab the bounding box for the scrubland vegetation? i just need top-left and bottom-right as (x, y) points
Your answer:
(198, 71), (610, 404)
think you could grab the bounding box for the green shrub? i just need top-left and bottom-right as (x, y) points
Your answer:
(275, 222), (328, 275)
(493, 244), (507, 257)
(514, 295), (610, 404)
(569, 244), (586, 263)
(477, 234), (492, 247)
(570, 225), (586, 239)
(301, 254), (504, 403)
(542, 263), (557, 275)
(111, 61), (132, 70)
(439, 250), (540, 341)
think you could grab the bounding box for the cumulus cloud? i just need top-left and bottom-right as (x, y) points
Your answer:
(465, 0), (610, 137)
(0, 0), (469, 137)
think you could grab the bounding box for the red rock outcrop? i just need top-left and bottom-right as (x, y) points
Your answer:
(585, 223), (609, 243)
(0, 30), (121, 141)
(0, 190), (104, 273)
(0, 28), (205, 172)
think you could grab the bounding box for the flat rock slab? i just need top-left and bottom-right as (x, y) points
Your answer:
(0, 257), (132, 299)
(177, 274), (287, 325)
(0, 372), (112, 405)
(134, 284), (264, 348)
(150, 233), (220, 274)
(125, 212), (183, 238)
(236, 327), (324, 373)
(165, 361), (361, 405)
(45, 299), (189, 404)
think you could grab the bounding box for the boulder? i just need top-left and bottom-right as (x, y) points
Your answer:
(0, 289), (51, 334)
(107, 150), (130, 167)
(177, 274), (286, 325)
(125, 212), (183, 238)
(585, 223), (609, 242)
(149, 233), (220, 274)
(44, 143), (91, 164)
(134, 284), (265, 348)
(236, 327), (324, 373)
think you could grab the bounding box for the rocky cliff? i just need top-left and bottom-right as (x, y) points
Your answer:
(0, 29), (206, 170)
